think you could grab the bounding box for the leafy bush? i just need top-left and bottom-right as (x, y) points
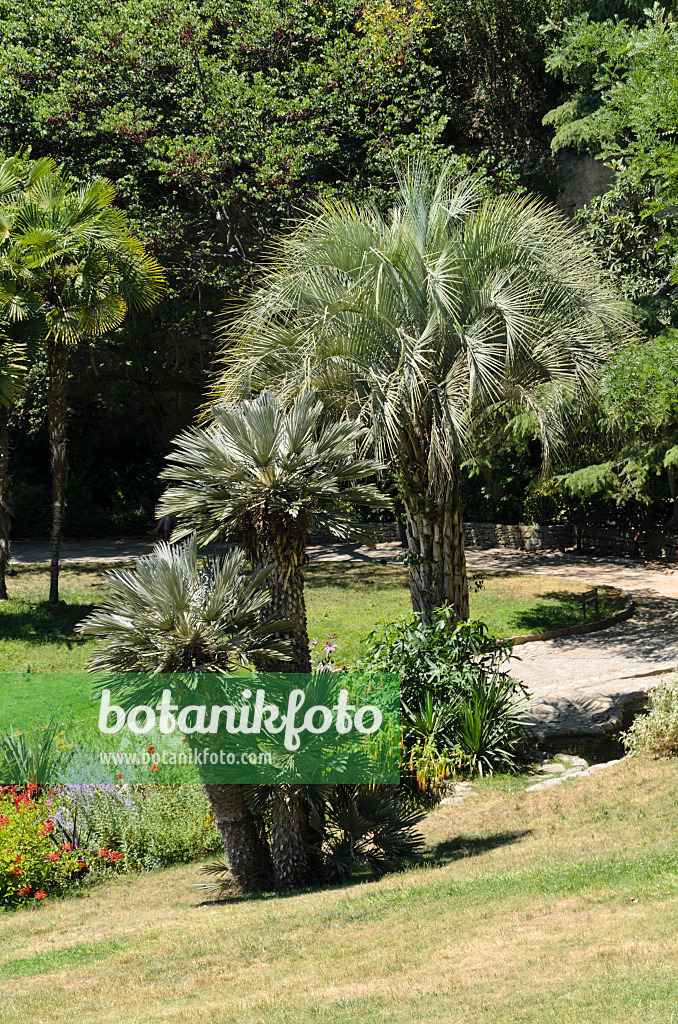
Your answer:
(363, 607), (530, 782)
(0, 785), (97, 908)
(623, 675), (678, 756)
(55, 785), (222, 870)
(361, 606), (514, 709)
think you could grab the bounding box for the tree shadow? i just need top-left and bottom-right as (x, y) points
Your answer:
(197, 829), (534, 906)
(305, 562), (409, 593)
(511, 588), (623, 633)
(424, 829), (532, 866)
(0, 601), (95, 648)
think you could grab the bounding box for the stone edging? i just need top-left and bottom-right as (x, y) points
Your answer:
(505, 591), (635, 647)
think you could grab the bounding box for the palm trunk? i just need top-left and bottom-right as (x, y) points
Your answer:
(249, 514), (312, 673)
(402, 473), (469, 623)
(0, 405), (11, 601)
(269, 785), (311, 890)
(667, 465), (678, 531)
(203, 783), (274, 893)
(47, 338), (69, 606)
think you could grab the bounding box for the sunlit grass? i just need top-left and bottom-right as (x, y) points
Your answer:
(0, 756), (676, 1023)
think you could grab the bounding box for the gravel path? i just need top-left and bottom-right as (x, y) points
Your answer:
(11, 538), (678, 742)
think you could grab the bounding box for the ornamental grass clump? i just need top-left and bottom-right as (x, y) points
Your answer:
(623, 674), (678, 757)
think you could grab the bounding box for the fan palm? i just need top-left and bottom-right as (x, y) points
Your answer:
(211, 161), (634, 620)
(1, 159), (165, 604)
(76, 535), (291, 893)
(157, 388), (391, 673)
(0, 156), (52, 598)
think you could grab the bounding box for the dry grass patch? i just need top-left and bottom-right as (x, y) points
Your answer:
(1, 757), (677, 1023)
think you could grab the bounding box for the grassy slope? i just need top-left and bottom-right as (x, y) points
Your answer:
(1, 756), (676, 1023)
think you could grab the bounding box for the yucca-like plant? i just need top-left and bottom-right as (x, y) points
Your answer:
(76, 536), (291, 893)
(1, 158), (165, 604)
(212, 160), (634, 621)
(158, 388), (391, 673)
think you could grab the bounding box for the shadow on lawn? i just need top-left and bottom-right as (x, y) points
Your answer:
(305, 562), (409, 592)
(199, 831), (534, 907)
(425, 829), (532, 865)
(510, 589), (624, 634)
(0, 601), (95, 647)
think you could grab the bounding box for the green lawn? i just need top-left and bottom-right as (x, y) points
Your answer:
(1, 756), (676, 1023)
(0, 562), (625, 728)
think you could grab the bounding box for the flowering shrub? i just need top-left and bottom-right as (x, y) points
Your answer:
(0, 785), (90, 908)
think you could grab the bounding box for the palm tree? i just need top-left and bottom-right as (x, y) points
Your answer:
(0, 156), (52, 598)
(157, 388), (391, 673)
(4, 161), (165, 604)
(76, 535), (291, 893)
(210, 161), (634, 621)
(157, 388), (391, 890)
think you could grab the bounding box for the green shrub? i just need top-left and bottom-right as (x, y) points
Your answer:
(360, 606), (514, 709)
(623, 675), (678, 756)
(363, 607), (529, 781)
(62, 785), (223, 871)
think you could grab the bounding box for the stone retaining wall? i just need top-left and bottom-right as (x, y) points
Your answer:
(311, 519), (678, 559)
(462, 521), (678, 559)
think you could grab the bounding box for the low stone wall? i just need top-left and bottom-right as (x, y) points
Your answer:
(463, 521), (678, 560)
(310, 518), (678, 559)
(309, 521), (400, 543)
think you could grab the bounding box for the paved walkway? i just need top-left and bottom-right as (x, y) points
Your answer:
(10, 538), (678, 742)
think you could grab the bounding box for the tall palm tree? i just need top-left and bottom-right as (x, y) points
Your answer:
(0, 156), (52, 598)
(76, 535), (291, 893)
(157, 388), (391, 890)
(157, 388), (391, 673)
(210, 161), (634, 621)
(4, 161), (165, 604)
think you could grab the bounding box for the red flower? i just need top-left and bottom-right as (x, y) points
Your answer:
(17, 886), (31, 896)
(108, 851), (124, 862)
(146, 744), (155, 754)
(10, 866), (23, 876)
(0, 814), (10, 828)
(34, 891), (46, 900)
(61, 842), (72, 852)
(150, 763), (159, 773)
(115, 773), (123, 782)
(45, 851), (60, 862)
(40, 820), (54, 836)
(98, 847), (110, 858)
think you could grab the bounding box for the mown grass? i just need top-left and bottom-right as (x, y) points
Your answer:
(0, 563), (625, 727)
(1, 756), (676, 1023)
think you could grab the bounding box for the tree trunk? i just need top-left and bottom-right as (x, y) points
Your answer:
(47, 338), (69, 606)
(0, 405), (11, 601)
(203, 783), (274, 893)
(402, 473), (469, 623)
(248, 514), (312, 673)
(269, 785), (311, 890)
(667, 465), (678, 531)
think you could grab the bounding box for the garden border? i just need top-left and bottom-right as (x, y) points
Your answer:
(505, 590), (635, 647)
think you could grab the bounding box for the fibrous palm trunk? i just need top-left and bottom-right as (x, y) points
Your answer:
(249, 514), (314, 888)
(402, 471), (469, 623)
(0, 404), (11, 601)
(47, 337), (69, 606)
(249, 513), (312, 673)
(269, 785), (311, 890)
(203, 783), (274, 893)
